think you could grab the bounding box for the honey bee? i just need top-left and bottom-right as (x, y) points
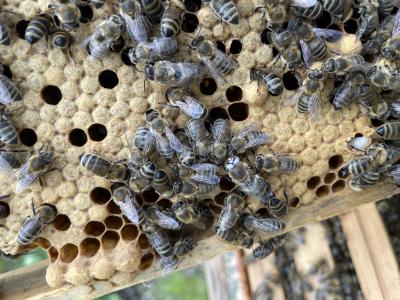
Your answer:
(291, 0), (324, 20)
(367, 65), (400, 91)
(0, 105), (19, 145)
(250, 68), (283, 96)
(142, 221), (174, 257)
(172, 198), (211, 229)
(0, 149), (27, 174)
(268, 29), (302, 69)
(338, 156), (374, 177)
(332, 71), (366, 110)
(256, 0), (288, 29)
(159, 255), (179, 273)
(218, 188), (246, 231)
(85, 14), (126, 59)
(146, 204), (181, 230)
(79, 153), (130, 182)
(25, 14), (53, 45)
(48, 2), (81, 31)
(362, 15), (395, 56)
(0, 73), (23, 105)
(349, 172), (380, 191)
(376, 121), (400, 140)
(17, 202), (58, 245)
(134, 126), (155, 153)
(266, 196), (289, 218)
(50, 27), (73, 61)
(322, 0), (353, 22)
(161, 1), (182, 38)
(216, 226), (253, 248)
(145, 61), (208, 86)
(382, 164), (400, 186)
(358, 83), (390, 120)
(255, 153), (299, 173)
(252, 234), (286, 259)
(356, 1), (379, 40)
(382, 9), (400, 61)
(243, 214), (285, 233)
(191, 36), (237, 82)
(322, 54), (366, 76)
(231, 126), (271, 155)
(173, 163), (220, 185)
(139, 0), (164, 23)
(15, 148), (55, 193)
(174, 237), (195, 256)
(152, 169), (174, 198)
(202, 0), (239, 25)
(129, 161), (155, 193)
(128, 37), (178, 64)
(111, 182), (144, 225)
(210, 118), (231, 165)
(165, 86), (207, 119)
(173, 180), (218, 198)
(187, 118), (212, 160)
(119, 0), (151, 43)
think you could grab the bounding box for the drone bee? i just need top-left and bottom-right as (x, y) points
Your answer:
(120, 0), (151, 43)
(0, 105), (19, 145)
(187, 118), (212, 160)
(128, 37), (178, 64)
(111, 182), (144, 225)
(145, 61), (208, 86)
(86, 14), (126, 59)
(255, 153), (299, 173)
(48, 2), (81, 31)
(218, 188), (246, 231)
(349, 172), (380, 191)
(250, 68), (283, 96)
(216, 226), (253, 248)
(252, 234), (286, 259)
(146, 204), (181, 230)
(17, 203), (58, 245)
(152, 169), (174, 198)
(202, 0), (239, 25)
(142, 221), (174, 257)
(172, 198), (211, 229)
(79, 153), (130, 182)
(191, 36), (237, 82)
(332, 71), (366, 110)
(322, 54), (365, 76)
(230, 126), (270, 154)
(173, 163), (220, 185)
(210, 118), (231, 164)
(15, 148), (55, 193)
(160, 2), (182, 38)
(376, 121), (400, 140)
(165, 86), (207, 119)
(25, 14), (53, 45)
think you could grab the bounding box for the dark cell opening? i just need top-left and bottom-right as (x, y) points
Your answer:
(200, 78), (217, 95)
(84, 221), (106, 236)
(307, 176), (321, 189)
(1, 65), (13, 79)
(138, 234), (151, 249)
(104, 215), (123, 230)
(157, 198), (172, 209)
(142, 188), (159, 203)
(101, 230), (120, 250)
(226, 85), (243, 102)
(98, 70), (119, 89)
(34, 237), (51, 249)
(78, 3), (94, 23)
(19, 128), (37, 147)
(215, 41), (226, 53)
(88, 123), (107, 141)
(328, 155), (344, 169)
(60, 243), (78, 263)
(53, 214), (71, 231)
(283, 71), (301, 90)
(41, 85), (62, 105)
(332, 180), (346, 193)
(209, 107), (229, 123)
(289, 197), (300, 208)
(260, 28), (270, 44)
(110, 36), (125, 53)
(370, 118), (384, 127)
(140, 253), (154, 270)
(354, 132), (363, 137)
(90, 187), (111, 205)
(121, 224), (139, 241)
(255, 208), (270, 217)
(0, 201), (10, 218)
(80, 238), (100, 257)
(181, 13), (198, 33)
(272, 47), (280, 57)
(324, 173), (336, 184)
(327, 24), (341, 31)
(68, 128), (87, 147)
(121, 47), (134, 65)
(338, 167), (349, 178)
(48, 246), (58, 262)
(107, 200), (122, 215)
(219, 176), (235, 191)
(184, 0), (202, 13)
(15, 20), (29, 40)
(210, 204), (222, 214)
(362, 53), (376, 63)
(230, 39), (242, 54)
(344, 19), (358, 34)
(352, 7), (360, 18)
(316, 185), (330, 197)
(215, 192), (227, 206)
(228, 103), (249, 121)
(333, 79), (343, 88)
(315, 11), (331, 28)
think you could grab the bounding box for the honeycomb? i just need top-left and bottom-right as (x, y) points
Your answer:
(0, 0), (374, 290)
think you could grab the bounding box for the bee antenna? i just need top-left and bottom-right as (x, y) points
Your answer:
(31, 199), (36, 215)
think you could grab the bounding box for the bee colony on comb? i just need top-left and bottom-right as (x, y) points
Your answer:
(0, 0), (399, 297)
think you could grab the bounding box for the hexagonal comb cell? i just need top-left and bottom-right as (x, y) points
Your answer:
(60, 244), (78, 263)
(324, 173), (336, 184)
(80, 238), (100, 257)
(139, 253), (155, 270)
(107, 200), (122, 215)
(101, 231), (120, 250)
(138, 234), (151, 249)
(48, 246), (59, 263)
(226, 86), (243, 102)
(316, 185), (330, 198)
(307, 176), (321, 190)
(90, 187), (111, 205)
(332, 180), (346, 193)
(84, 221), (106, 236)
(53, 215), (71, 231)
(104, 216), (123, 230)
(121, 225), (139, 241)
(329, 155), (344, 170)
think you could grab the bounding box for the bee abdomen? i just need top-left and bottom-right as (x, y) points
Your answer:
(211, 0), (239, 25)
(161, 14), (181, 38)
(309, 37), (327, 61)
(297, 95), (311, 114)
(92, 0), (106, 9)
(52, 30), (70, 49)
(0, 23), (10, 45)
(347, 157), (373, 175)
(25, 15), (51, 44)
(376, 121), (400, 140)
(79, 154), (111, 177)
(140, 0), (163, 22)
(261, 72), (283, 96)
(278, 157), (299, 172)
(291, 2), (323, 19)
(267, 197), (289, 218)
(0, 120), (18, 144)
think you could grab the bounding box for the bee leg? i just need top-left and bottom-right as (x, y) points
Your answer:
(0, 194), (10, 201)
(31, 198), (36, 215)
(66, 48), (75, 64)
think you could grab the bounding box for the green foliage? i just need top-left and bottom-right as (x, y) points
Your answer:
(0, 248), (48, 273)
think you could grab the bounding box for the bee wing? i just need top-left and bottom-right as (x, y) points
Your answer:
(165, 126), (184, 153)
(291, 0), (317, 7)
(15, 163), (39, 194)
(218, 208), (235, 231)
(356, 17), (369, 40)
(0, 154), (15, 179)
(308, 95), (322, 121)
(392, 7), (400, 36)
(191, 163), (219, 174)
(201, 56), (227, 83)
(117, 197), (142, 224)
(175, 97), (204, 119)
(237, 124), (257, 138)
(0, 75), (14, 105)
(153, 209), (181, 230)
(212, 119), (230, 142)
(389, 102), (400, 118)
(191, 173), (220, 184)
(284, 87), (304, 107)
(243, 132), (271, 151)
(143, 131), (156, 154)
(312, 28), (343, 42)
(124, 13), (150, 43)
(250, 217), (285, 232)
(299, 40), (312, 68)
(86, 33), (111, 59)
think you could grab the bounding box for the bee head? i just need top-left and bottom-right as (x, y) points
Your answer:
(309, 69), (323, 80)
(224, 156), (240, 171)
(190, 36), (204, 49)
(145, 64), (155, 80)
(338, 166), (349, 178)
(382, 47), (397, 61)
(173, 180), (183, 194)
(323, 59), (335, 73)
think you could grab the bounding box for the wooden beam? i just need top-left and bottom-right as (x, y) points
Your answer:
(340, 203), (400, 300)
